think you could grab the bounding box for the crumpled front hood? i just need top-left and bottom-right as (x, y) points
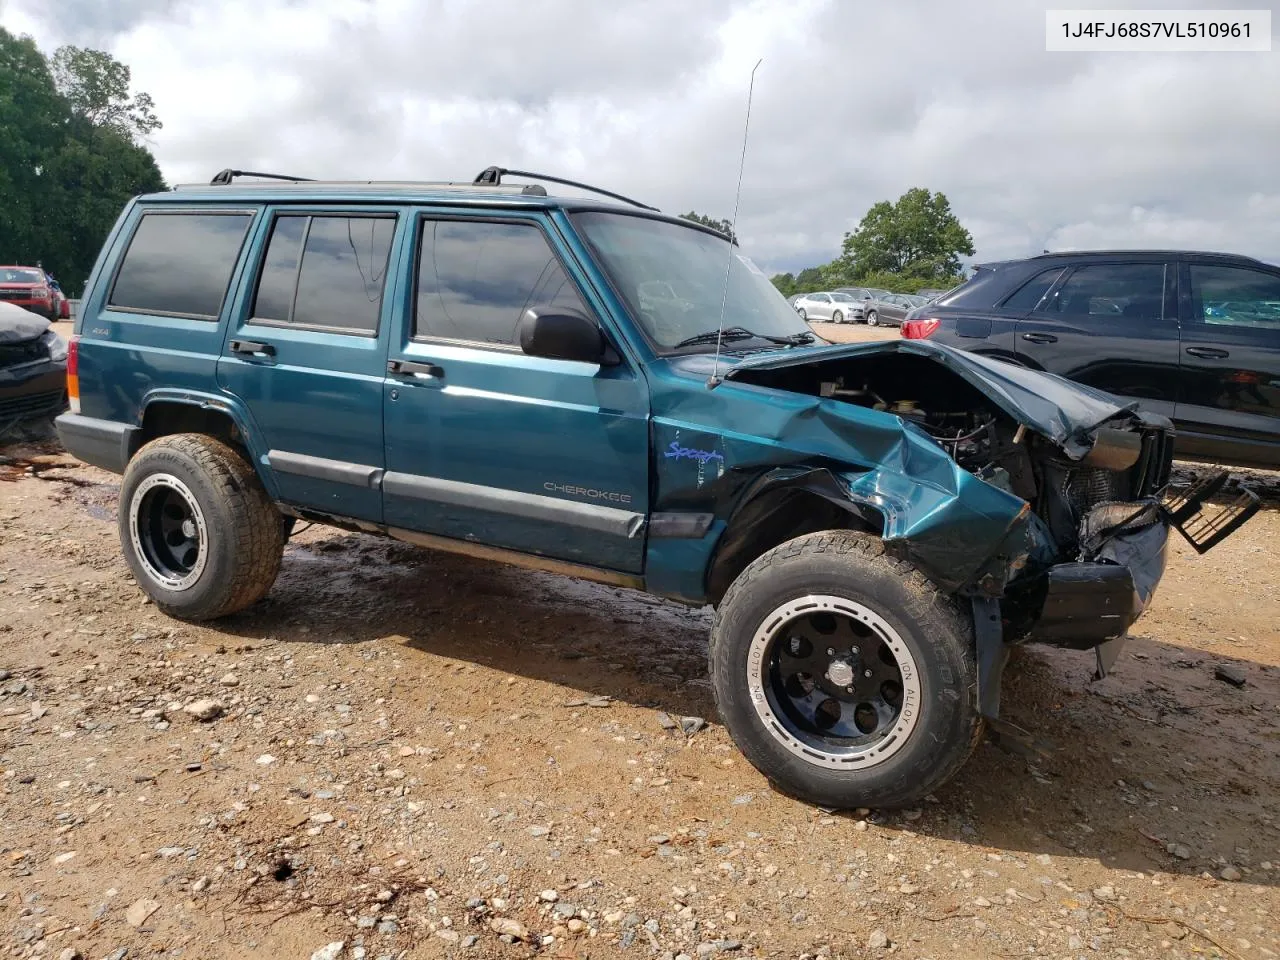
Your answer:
(714, 339), (1154, 459)
(0, 301), (50, 343)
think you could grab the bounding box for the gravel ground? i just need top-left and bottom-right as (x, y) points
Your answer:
(1, 442), (1278, 960)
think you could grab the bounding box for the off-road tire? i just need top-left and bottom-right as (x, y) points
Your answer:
(119, 433), (284, 620)
(709, 530), (982, 809)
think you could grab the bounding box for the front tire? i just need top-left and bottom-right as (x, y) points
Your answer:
(832, 310), (844, 324)
(709, 531), (980, 809)
(119, 434), (284, 621)
(797, 307), (807, 320)
(866, 310), (879, 326)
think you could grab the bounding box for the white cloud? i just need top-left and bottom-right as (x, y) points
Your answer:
(5, 0), (1278, 273)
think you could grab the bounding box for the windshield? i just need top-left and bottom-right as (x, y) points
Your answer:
(572, 212), (812, 351)
(1, 268), (43, 284)
(830, 293), (856, 302)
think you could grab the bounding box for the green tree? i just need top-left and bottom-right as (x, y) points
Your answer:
(678, 210), (737, 244)
(0, 29), (165, 295)
(838, 188), (974, 282)
(794, 266), (824, 291)
(770, 272), (796, 296)
(50, 45), (161, 141)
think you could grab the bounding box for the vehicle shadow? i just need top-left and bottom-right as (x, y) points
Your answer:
(208, 528), (1280, 888)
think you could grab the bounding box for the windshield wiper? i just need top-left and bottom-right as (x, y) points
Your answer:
(673, 326), (815, 349)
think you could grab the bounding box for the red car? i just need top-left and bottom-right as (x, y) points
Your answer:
(0, 265), (59, 320)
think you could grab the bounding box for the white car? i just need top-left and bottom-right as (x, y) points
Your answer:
(793, 291), (865, 324)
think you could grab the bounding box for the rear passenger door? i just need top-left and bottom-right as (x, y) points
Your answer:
(217, 208), (405, 522)
(1175, 260), (1280, 466)
(381, 210), (650, 573)
(1015, 261), (1180, 419)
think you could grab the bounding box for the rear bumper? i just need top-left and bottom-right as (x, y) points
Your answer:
(54, 413), (136, 473)
(0, 361), (67, 423)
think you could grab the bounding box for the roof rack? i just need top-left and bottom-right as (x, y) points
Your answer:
(210, 169), (313, 185)
(473, 166), (658, 211)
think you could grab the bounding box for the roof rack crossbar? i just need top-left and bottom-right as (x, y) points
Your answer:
(473, 166), (657, 211)
(210, 169), (314, 185)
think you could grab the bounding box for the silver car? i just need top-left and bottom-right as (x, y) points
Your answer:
(793, 291), (865, 323)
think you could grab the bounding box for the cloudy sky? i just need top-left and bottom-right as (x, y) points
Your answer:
(2, 0), (1277, 274)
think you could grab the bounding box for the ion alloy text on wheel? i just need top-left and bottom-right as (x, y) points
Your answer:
(747, 595), (921, 769)
(129, 473), (209, 590)
(710, 530), (981, 809)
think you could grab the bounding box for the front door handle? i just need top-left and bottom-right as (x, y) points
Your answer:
(229, 339), (276, 357)
(1185, 346), (1229, 360)
(1021, 332), (1058, 344)
(388, 359), (444, 379)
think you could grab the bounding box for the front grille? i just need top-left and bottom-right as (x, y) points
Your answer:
(1064, 467), (1122, 513)
(0, 289), (32, 300)
(0, 389), (66, 421)
(0, 339), (48, 368)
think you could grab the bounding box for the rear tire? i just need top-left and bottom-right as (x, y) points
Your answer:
(119, 433), (284, 621)
(709, 531), (981, 809)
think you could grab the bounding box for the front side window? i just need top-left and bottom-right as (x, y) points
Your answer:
(251, 215), (395, 333)
(415, 219), (588, 346)
(573, 212), (811, 351)
(1040, 263), (1166, 322)
(1190, 263), (1280, 330)
(110, 212), (252, 318)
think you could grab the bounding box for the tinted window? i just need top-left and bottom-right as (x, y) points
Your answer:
(295, 217), (395, 332)
(251, 215), (395, 333)
(252, 216), (307, 322)
(110, 213), (251, 318)
(1001, 268), (1063, 312)
(415, 219), (587, 345)
(1190, 264), (1280, 330)
(1041, 263), (1166, 321)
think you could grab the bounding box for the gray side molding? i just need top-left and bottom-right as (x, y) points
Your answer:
(383, 472), (644, 539)
(266, 450), (384, 488)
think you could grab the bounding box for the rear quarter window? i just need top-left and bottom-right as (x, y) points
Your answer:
(108, 211), (253, 319)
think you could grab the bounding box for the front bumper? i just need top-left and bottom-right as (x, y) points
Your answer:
(0, 297), (54, 319)
(0, 358), (68, 424)
(1021, 501), (1170, 649)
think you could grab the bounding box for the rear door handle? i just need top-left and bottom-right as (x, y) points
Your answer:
(1021, 332), (1058, 344)
(388, 359), (444, 379)
(1185, 346), (1229, 359)
(229, 339), (276, 357)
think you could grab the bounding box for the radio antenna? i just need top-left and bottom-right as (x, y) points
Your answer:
(707, 58), (763, 390)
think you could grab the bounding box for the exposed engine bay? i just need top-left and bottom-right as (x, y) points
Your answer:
(729, 352), (1170, 557)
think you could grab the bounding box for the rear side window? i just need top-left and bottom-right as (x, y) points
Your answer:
(1039, 263), (1166, 321)
(109, 212), (252, 318)
(1189, 264), (1280, 330)
(1001, 267), (1064, 312)
(415, 219), (588, 346)
(251, 215), (396, 334)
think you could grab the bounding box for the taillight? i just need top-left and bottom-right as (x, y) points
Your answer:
(901, 318), (940, 340)
(66, 335), (80, 413)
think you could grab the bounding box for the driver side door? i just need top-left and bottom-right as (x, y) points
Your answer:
(381, 210), (650, 573)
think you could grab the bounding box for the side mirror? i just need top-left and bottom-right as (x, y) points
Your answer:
(517, 309), (618, 365)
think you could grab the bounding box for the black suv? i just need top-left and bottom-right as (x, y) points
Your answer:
(903, 251), (1280, 469)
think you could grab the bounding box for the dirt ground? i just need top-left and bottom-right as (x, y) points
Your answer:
(807, 322), (899, 345)
(2, 432), (1279, 960)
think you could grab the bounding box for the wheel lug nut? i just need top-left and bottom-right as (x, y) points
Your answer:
(864, 669), (873, 678)
(845, 686), (854, 694)
(851, 646), (859, 654)
(826, 648), (835, 656)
